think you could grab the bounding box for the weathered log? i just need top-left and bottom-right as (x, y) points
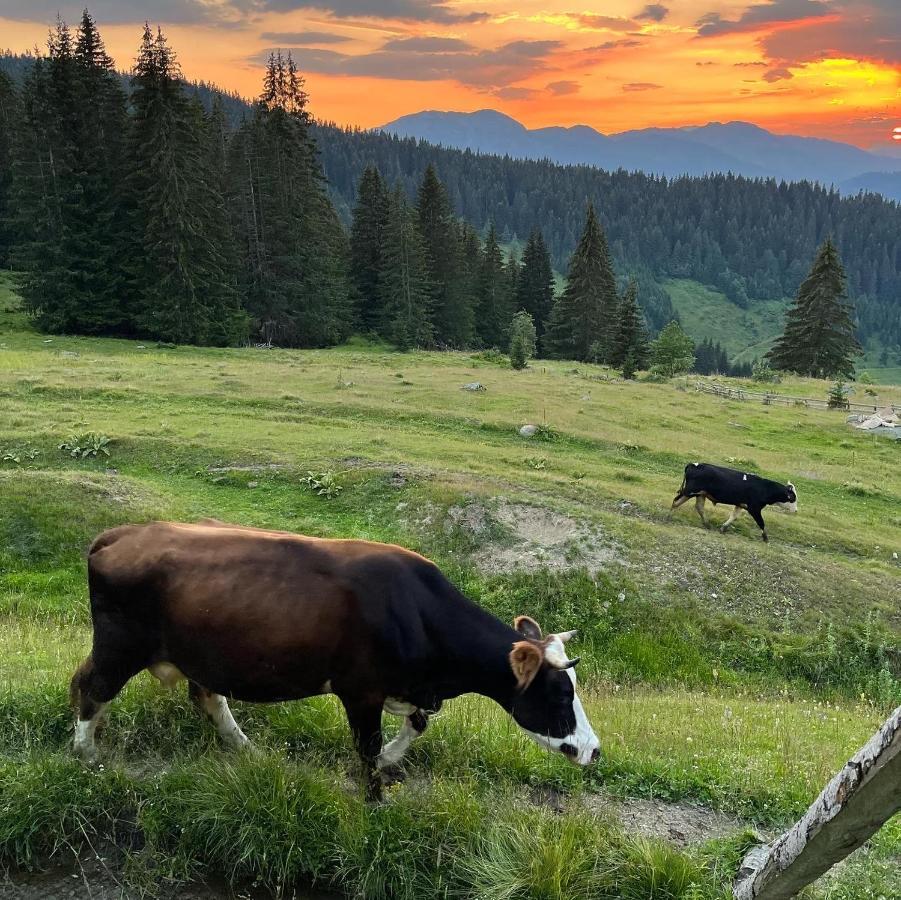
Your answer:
(734, 704), (901, 900)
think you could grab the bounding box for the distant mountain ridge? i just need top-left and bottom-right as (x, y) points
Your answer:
(381, 110), (901, 200)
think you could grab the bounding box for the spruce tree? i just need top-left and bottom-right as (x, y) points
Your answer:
(378, 185), (432, 349)
(350, 166), (389, 332)
(457, 221), (482, 343)
(544, 204), (617, 361)
(416, 164), (472, 347)
(66, 9), (132, 332)
(767, 238), (861, 378)
(227, 52), (349, 346)
(0, 69), (17, 265)
(475, 224), (512, 348)
(12, 20), (79, 329)
(609, 279), (649, 371)
(130, 26), (245, 344)
(515, 228), (555, 353)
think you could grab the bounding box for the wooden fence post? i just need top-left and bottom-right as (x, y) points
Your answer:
(734, 704), (901, 900)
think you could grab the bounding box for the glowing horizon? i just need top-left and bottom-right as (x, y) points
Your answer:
(0, 1), (898, 149)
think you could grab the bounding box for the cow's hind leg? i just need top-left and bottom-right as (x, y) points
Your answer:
(188, 681), (252, 751)
(695, 495), (711, 528)
(70, 653), (143, 763)
(720, 506), (743, 533)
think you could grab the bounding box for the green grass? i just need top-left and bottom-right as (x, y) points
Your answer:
(663, 279), (789, 363)
(1, 280), (899, 897)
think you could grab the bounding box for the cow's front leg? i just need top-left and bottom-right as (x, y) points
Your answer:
(342, 698), (385, 801)
(378, 710), (429, 772)
(749, 507), (768, 542)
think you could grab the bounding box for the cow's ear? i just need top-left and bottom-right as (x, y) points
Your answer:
(510, 641), (543, 691)
(513, 615), (543, 641)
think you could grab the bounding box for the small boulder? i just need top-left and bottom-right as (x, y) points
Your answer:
(462, 382), (486, 392)
(519, 424), (539, 437)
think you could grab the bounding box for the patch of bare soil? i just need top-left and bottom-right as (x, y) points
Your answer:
(582, 793), (749, 848)
(460, 499), (626, 575)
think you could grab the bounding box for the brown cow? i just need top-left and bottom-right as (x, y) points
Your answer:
(71, 521), (600, 798)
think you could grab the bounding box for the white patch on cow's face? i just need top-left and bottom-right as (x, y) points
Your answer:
(781, 482), (798, 513)
(519, 642), (600, 766)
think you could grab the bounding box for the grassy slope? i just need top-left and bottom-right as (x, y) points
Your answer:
(1, 275), (898, 898)
(664, 278), (901, 385)
(664, 279), (788, 364)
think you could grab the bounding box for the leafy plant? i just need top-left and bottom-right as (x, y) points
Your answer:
(751, 360), (779, 383)
(58, 432), (111, 459)
(1, 447), (39, 465)
(302, 471), (343, 499)
(533, 423), (559, 442)
(525, 456), (547, 470)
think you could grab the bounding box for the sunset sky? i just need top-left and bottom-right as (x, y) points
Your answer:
(1, 1), (898, 148)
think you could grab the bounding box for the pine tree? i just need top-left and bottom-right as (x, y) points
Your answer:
(416, 164), (472, 347)
(457, 221), (482, 343)
(64, 9), (132, 332)
(515, 228), (555, 353)
(12, 20), (79, 329)
(378, 185), (432, 349)
(544, 204), (618, 361)
(0, 69), (18, 264)
(349, 166), (389, 332)
(475, 224), (511, 348)
(11, 15), (132, 333)
(767, 239), (861, 378)
(130, 26), (245, 344)
(227, 52), (349, 346)
(609, 279), (649, 370)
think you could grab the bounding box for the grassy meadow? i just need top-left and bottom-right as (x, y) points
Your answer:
(1, 271), (899, 898)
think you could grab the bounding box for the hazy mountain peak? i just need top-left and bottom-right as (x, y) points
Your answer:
(380, 109), (901, 198)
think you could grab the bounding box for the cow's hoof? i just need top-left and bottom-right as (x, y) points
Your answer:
(380, 765), (406, 786)
(719, 525), (728, 534)
(74, 744), (99, 767)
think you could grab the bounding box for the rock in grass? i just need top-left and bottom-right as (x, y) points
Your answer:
(462, 382), (486, 392)
(519, 424), (538, 437)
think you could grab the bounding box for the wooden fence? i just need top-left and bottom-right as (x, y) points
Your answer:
(695, 381), (901, 415)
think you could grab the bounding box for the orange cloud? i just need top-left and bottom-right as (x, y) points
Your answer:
(0, 1), (897, 149)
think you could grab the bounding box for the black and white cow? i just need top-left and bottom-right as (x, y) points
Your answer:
(671, 463), (798, 542)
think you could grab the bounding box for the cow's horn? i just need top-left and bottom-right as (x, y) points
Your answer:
(561, 656), (580, 669)
(556, 629), (578, 643)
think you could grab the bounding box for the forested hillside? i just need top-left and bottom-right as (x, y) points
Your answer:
(315, 124), (901, 353)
